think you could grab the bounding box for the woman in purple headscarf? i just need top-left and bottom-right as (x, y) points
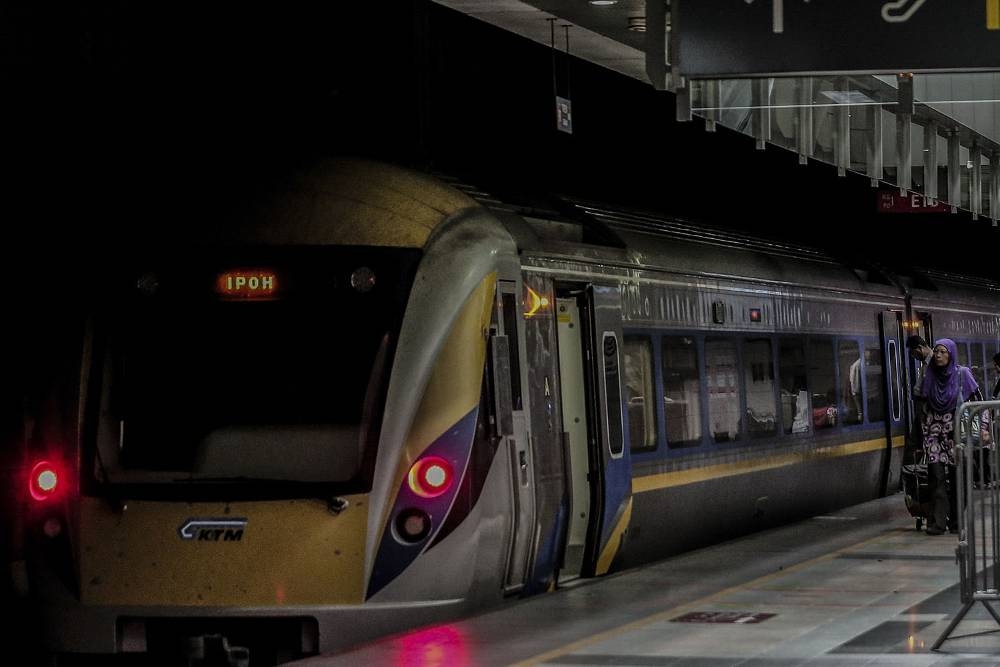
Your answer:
(921, 338), (985, 535)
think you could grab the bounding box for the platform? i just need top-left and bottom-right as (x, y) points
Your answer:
(292, 494), (1000, 666)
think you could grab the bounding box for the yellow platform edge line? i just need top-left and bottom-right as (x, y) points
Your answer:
(633, 436), (904, 494)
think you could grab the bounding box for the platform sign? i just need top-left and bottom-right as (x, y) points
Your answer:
(877, 191), (951, 213)
(674, 0), (1000, 78)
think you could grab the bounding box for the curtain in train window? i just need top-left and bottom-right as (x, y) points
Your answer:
(706, 338), (741, 443)
(662, 335), (702, 448)
(779, 339), (810, 434)
(838, 340), (863, 425)
(808, 339), (837, 430)
(743, 338), (776, 438)
(864, 341), (884, 423)
(624, 336), (658, 452)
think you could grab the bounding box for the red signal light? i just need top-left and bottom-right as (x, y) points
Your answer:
(29, 460), (61, 502)
(407, 456), (454, 499)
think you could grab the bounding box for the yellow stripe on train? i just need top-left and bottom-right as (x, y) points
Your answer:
(633, 436), (904, 494)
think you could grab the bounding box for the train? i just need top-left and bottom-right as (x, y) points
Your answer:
(15, 158), (1000, 665)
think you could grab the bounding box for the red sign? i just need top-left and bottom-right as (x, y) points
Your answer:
(877, 191), (951, 213)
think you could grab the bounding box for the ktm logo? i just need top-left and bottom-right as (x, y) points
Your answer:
(178, 518), (248, 542)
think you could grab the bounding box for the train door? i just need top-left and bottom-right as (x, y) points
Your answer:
(555, 284), (632, 581)
(878, 310), (905, 495)
(903, 313), (933, 447)
(492, 280), (537, 595)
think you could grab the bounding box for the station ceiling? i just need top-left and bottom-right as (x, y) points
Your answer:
(433, 1), (650, 82)
(433, 1), (1000, 224)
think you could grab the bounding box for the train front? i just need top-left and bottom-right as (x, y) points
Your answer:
(22, 160), (513, 664)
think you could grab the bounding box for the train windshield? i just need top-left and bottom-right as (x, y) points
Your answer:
(87, 246), (420, 498)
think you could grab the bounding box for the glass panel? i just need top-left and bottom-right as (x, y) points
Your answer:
(720, 79), (754, 136)
(662, 335), (703, 449)
(706, 338), (741, 443)
(911, 122), (925, 192)
(779, 339), (809, 434)
(743, 338), (776, 438)
(937, 133), (949, 203)
(809, 339), (837, 430)
(624, 337), (657, 453)
(960, 144), (971, 210)
(812, 76), (838, 165)
(840, 340), (863, 425)
(769, 77), (798, 152)
(865, 341), (884, 423)
(882, 107), (898, 185)
(957, 341), (969, 369)
(501, 293), (523, 411)
(849, 86), (871, 174)
(983, 155), (992, 218)
(603, 333), (624, 458)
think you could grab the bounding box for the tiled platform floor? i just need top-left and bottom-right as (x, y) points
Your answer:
(294, 495), (1000, 666)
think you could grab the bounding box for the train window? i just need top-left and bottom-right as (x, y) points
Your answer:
(90, 247), (420, 490)
(501, 293), (524, 411)
(603, 333), (625, 458)
(706, 338), (741, 443)
(839, 340), (863, 425)
(808, 339), (837, 430)
(957, 341), (970, 371)
(661, 336), (702, 448)
(624, 337), (657, 452)
(971, 343), (985, 387)
(864, 342), (884, 423)
(886, 339), (902, 422)
(986, 346), (998, 397)
(779, 340), (810, 434)
(743, 338), (777, 438)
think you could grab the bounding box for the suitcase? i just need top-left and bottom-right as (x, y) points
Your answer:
(901, 449), (932, 531)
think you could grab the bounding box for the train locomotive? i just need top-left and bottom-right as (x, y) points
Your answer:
(16, 158), (1000, 664)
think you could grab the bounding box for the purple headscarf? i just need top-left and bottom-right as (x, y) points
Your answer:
(921, 338), (979, 413)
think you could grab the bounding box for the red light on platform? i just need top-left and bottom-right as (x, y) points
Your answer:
(407, 456), (454, 499)
(29, 460), (60, 502)
(749, 308), (762, 323)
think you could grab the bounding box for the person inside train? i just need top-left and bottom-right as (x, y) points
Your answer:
(906, 335), (933, 398)
(920, 338), (986, 535)
(848, 354), (863, 422)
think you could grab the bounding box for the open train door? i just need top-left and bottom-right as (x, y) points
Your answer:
(492, 279), (537, 596)
(878, 310), (905, 496)
(555, 284), (632, 581)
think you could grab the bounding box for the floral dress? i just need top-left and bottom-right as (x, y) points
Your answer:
(922, 410), (956, 465)
(922, 388), (990, 465)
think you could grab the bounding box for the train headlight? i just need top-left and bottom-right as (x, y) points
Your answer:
(394, 508), (432, 544)
(407, 456), (454, 499)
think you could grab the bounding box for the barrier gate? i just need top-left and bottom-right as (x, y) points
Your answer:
(933, 399), (1000, 650)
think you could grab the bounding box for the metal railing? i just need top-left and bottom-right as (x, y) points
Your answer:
(933, 399), (1000, 650)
